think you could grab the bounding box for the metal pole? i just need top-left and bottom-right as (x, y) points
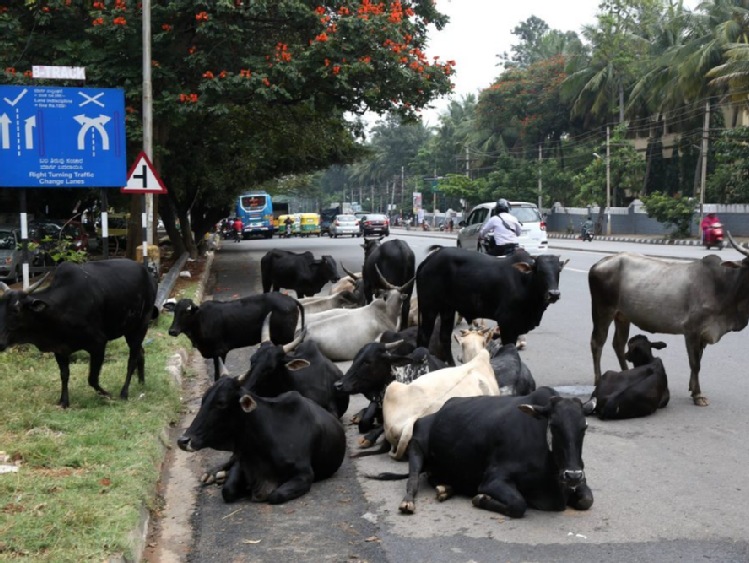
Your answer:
(142, 0), (154, 248)
(699, 101), (710, 226)
(606, 126), (612, 236)
(19, 191), (29, 289)
(100, 189), (109, 259)
(538, 144), (542, 210)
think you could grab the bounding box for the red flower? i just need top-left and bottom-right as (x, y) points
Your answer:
(161, 23), (172, 31)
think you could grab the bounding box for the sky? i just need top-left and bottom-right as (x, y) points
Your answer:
(417, 0), (612, 125)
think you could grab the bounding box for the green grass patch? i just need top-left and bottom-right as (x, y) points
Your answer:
(0, 284), (200, 562)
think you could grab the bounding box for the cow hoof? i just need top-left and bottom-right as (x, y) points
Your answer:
(516, 340), (527, 350)
(199, 472), (215, 485)
(435, 485), (453, 502)
(472, 494), (488, 508)
(399, 500), (415, 514)
(358, 437), (372, 448)
(693, 395), (710, 407)
(351, 414), (362, 425)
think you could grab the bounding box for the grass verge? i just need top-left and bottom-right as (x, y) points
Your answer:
(0, 279), (202, 562)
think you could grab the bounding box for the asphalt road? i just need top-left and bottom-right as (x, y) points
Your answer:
(163, 232), (749, 563)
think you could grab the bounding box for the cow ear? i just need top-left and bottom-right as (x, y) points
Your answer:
(512, 262), (533, 274)
(582, 397), (597, 416)
(162, 299), (177, 312)
(560, 258), (570, 270)
(652, 341), (667, 350)
(28, 299), (47, 313)
(518, 403), (550, 418)
(239, 394), (257, 413)
(285, 358), (310, 371)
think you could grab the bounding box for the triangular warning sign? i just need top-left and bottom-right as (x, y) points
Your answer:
(121, 151), (168, 194)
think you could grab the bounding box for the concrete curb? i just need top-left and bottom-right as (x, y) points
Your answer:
(548, 233), (702, 246)
(112, 251), (214, 563)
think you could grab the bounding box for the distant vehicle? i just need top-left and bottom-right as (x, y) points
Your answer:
(320, 207), (340, 236)
(0, 225), (22, 283)
(330, 214), (361, 238)
(298, 213), (321, 237)
(456, 201), (548, 255)
(359, 213), (390, 237)
(235, 191), (273, 239)
(272, 200), (290, 233)
(29, 219), (89, 252)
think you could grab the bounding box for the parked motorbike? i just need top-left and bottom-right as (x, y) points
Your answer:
(703, 224), (724, 250)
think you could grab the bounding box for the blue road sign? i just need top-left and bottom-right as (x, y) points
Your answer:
(0, 86), (126, 187)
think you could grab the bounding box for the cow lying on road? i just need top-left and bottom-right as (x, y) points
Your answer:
(177, 377), (346, 504)
(382, 349), (499, 460)
(584, 334), (669, 419)
(389, 387), (594, 518)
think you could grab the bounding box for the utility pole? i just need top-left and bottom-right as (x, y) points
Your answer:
(142, 0), (154, 261)
(465, 146), (470, 178)
(699, 101), (710, 226)
(606, 126), (612, 236)
(537, 145), (542, 210)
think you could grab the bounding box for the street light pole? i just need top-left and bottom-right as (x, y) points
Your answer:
(606, 125), (611, 235)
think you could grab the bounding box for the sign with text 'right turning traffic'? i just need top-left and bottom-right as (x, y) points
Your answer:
(0, 85), (126, 188)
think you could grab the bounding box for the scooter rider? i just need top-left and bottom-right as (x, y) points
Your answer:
(479, 198), (522, 257)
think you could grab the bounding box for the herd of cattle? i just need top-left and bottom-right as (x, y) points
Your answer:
(4, 232), (749, 519)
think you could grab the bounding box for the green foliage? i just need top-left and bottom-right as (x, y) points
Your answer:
(641, 191), (696, 237)
(707, 126), (749, 203)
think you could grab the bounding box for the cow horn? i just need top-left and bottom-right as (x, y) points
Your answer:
(726, 231), (749, 258)
(341, 263), (360, 280)
(374, 264), (398, 290)
(261, 312), (272, 343)
(27, 271), (52, 294)
(282, 327), (306, 353)
(383, 339), (403, 350)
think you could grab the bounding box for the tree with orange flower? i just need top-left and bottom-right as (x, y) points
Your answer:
(1, 1), (454, 257)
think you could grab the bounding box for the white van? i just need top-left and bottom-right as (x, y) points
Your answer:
(456, 201), (548, 255)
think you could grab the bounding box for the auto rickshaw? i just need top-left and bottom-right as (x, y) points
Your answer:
(277, 214), (299, 238)
(298, 213), (321, 237)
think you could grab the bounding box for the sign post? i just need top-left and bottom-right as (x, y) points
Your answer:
(121, 151), (167, 270)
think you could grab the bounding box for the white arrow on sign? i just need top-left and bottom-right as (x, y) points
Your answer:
(121, 151), (168, 194)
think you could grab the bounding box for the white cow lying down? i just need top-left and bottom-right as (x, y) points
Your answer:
(382, 349), (499, 460)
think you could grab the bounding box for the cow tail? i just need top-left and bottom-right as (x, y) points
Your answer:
(349, 440), (391, 458)
(360, 471), (409, 480)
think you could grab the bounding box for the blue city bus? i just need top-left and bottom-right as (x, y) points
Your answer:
(235, 191), (274, 239)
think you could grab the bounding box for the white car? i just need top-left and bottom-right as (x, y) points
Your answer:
(329, 214), (361, 238)
(456, 201), (548, 255)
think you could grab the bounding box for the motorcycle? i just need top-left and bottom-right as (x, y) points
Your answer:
(703, 223), (724, 250)
(581, 225), (594, 242)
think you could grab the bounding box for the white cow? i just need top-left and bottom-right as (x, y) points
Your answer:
(382, 349), (499, 460)
(304, 289), (406, 361)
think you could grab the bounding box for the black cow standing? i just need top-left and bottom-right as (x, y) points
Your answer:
(261, 249), (339, 298)
(388, 387), (594, 518)
(584, 334), (670, 419)
(0, 259), (158, 408)
(167, 293), (304, 381)
(362, 238), (415, 329)
(416, 246), (567, 365)
(177, 377), (346, 504)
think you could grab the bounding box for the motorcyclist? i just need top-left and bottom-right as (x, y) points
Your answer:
(232, 217), (243, 242)
(581, 216), (594, 240)
(283, 215), (294, 237)
(479, 198), (522, 257)
(700, 212), (720, 242)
